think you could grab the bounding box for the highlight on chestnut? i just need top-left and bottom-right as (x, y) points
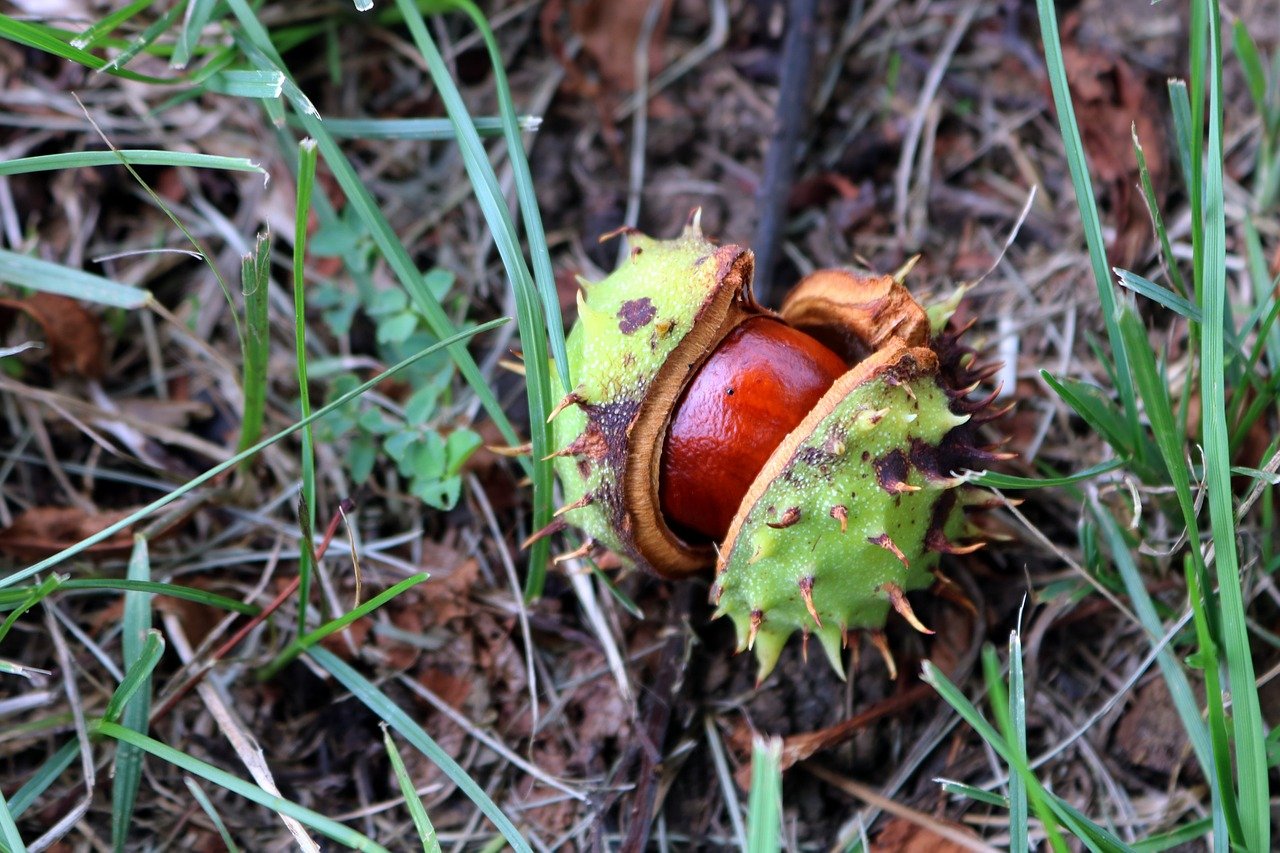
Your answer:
(527, 211), (1010, 681)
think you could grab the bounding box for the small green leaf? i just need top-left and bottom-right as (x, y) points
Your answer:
(444, 428), (482, 476)
(405, 382), (444, 424)
(368, 288), (409, 316)
(413, 476), (462, 510)
(348, 435), (377, 484)
(409, 435), (446, 481)
(384, 430), (417, 465)
(376, 312), (418, 344)
(423, 268), (455, 301)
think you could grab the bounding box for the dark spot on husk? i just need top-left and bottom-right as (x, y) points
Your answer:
(875, 448), (912, 494)
(617, 297), (657, 334)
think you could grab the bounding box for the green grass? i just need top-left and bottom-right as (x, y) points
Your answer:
(2, 0), (1278, 848)
(921, 1), (1275, 849)
(0, 1), (556, 847)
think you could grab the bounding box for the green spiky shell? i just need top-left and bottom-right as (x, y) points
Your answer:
(710, 342), (976, 679)
(546, 220), (1002, 682)
(548, 215), (764, 577)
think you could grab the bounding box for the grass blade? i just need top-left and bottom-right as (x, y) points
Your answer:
(101, 630), (163, 726)
(313, 116), (536, 139)
(0, 14), (168, 84)
(391, 0), (556, 597)
(0, 150), (265, 177)
(936, 779), (1008, 809)
(1114, 269), (1201, 322)
(70, 0), (152, 50)
(111, 537), (157, 851)
(223, 8), (534, 489)
(1035, 0), (1140, 459)
(293, 137), (320, 637)
(307, 647), (531, 853)
(1199, 3), (1269, 847)
(0, 788), (25, 853)
(1, 318), (506, 590)
(1007, 632), (1028, 853)
(382, 727), (441, 853)
(48, 579), (256, 614)
(972, 458), (1126, 489)
(8, 740), (79, 819)
(183, 778), (241, 853)
(0, 249), (149, 308)
(746, 736), (783, 853)
(237, 232), (271, 457)
(260, 573), (429, 678)
(94, 722), (391, 852)
(174, 0), (220, 68)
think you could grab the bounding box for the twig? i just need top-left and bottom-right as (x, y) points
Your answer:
(752, 0), (819, 306)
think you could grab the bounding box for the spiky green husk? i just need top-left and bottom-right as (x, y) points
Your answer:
(547, 217), (760, 576)
(710, 343), (980, 680)
(544, 221), (1004, 682)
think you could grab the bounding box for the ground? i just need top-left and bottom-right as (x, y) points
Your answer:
(1, 0), (1278, 850)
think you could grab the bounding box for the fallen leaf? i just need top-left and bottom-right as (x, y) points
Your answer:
(569, 0), (672, 94)
(1112, 677), (1197, 778)
(1057, 13), (1166, 270)
(0, 505), (135, 560)
(0, 292), (105, 378)
(873, 817), (975, 853)
(418, 538), (479, 627)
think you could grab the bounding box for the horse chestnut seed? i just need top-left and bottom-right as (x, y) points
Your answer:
(542, 218), (1005, 680)
(660, 317), (847, 541)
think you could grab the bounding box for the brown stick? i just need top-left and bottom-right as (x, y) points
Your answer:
(752, 0), (819, 305)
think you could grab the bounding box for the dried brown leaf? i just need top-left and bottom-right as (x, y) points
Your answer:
(0, 293), (105, 378)
(873, 817), (975, 853)
(0, 505), (134, 559)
